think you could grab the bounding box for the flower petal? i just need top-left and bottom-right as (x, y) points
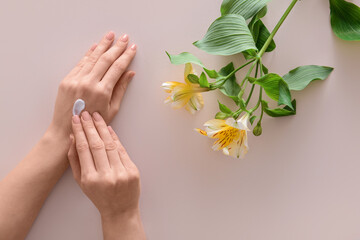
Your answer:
(195, 128), (208, 136)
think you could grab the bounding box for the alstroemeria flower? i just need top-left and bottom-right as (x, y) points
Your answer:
(196, 114), (250, 159)
(162, 63), (207, 114)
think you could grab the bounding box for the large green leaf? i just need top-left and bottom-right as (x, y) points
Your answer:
(330, 0), (360, 41)
(254, 73), (293, 109)
(262, 99), (296, 117)
(166, 52), (204, 67)
(193, 14), (257, 56)
(218, 62), (241, 104)
(221, 0), (271, 20)
(248, 7), (276, 53)
(283, 65), (334, 91)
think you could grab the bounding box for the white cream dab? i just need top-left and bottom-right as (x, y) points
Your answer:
(72, 99), (85, 116)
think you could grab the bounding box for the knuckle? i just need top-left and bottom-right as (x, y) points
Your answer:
(118, 146), (127, 156)
(104, 141), (117, 151)
(101, 54), (114, 64)
(76, 142), (89, 152)
(81, 174), (97, 187)
(103, 174), (117, 187)
(128, 169), (140, 183)
(89, 139), (104, 150)
(94, 88), (109, 98)
(113, 61), (126, 73)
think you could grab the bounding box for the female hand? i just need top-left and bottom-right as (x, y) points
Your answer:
(50, 31), (136, 136)
(68, 111), (141, 218)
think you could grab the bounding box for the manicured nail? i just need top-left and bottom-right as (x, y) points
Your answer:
(72, 115), (80, 124)
(108, 126), (114, 134)
(120, 34), (128, 42)
(81, 111), (91, 121)
(129, 71), (136, 78)
(90, 43), (97, 51)
(130, 44), (137, 50)
(106, 31), (115, 40)
(92, 112), (102, 122)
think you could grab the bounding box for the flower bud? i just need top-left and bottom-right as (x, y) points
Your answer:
(253, 124), (262, 136)
(215, 112), (229, 120)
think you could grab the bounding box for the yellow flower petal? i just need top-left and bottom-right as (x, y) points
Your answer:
(195, 128), (207, 136)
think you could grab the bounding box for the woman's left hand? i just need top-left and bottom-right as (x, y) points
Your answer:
(50, 31), (137, 136)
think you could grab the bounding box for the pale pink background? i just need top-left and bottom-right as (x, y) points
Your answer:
(1, 0), (360, 239)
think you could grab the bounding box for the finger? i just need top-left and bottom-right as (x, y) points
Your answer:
(110, 71), (135, 112)
(92, 112), (125, 171)
(80, 111), (110, 171)
(107, 126), (137, 170)
(100, 44), (137, 91)
(90, 34), (129, 81)
(67, 43), (97, 77)
(79, 31), (115, 76)
(72, 115), (96, 174)
(68, 134), (81, 184)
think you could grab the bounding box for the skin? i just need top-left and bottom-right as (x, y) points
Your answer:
(68, 112), (145, 239)
(0, 31), (144, 239)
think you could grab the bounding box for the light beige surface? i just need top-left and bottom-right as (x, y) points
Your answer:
(1, 0), (360, 239)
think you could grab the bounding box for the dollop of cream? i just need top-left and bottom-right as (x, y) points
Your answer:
(72, 99), (86, 116)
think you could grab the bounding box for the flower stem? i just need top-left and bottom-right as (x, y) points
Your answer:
(227, 59), (256, 81)
(258, 0), (299, 58)
(245, 62), (259, 105)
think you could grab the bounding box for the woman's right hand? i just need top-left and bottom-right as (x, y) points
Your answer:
(68, 111), (145, 239)
(50, 31), (137, 137)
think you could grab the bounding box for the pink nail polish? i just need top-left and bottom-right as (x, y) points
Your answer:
(130, 44), (137, 50)
(106, 31), (115, 40)
(72, 115), (80, 124)
(90, 43), (97, 51)
(81, 111), (91, 121)
(120, 34), (128, 42)
(92, 112), (102, 122)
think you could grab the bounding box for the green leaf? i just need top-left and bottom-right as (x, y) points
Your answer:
(218, 62), (241, 104)
(330, 0), (360, 41)
(221, 0), (270, 20)
(283, 65), (334, 91)
(193, 14), (257, 56)
(248, 7), (276, 53)
(199, 72), (210, 88)
(261, 64), (269, 74)
(187, 74), (199, 84)
(254, 20), (276, 52)
(166, 52), (204, 67)
(249, 115), (257, 125)
(204, 68), (220, 79)
(262, 99), (297, 117)
(278, 81), (293, 110)
(254, 74), (293, 108)
(218, 101), (233, 114)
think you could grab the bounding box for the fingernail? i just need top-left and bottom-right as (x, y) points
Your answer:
(130, 44), (137, 50)
(72, 115), (80, 124)
(90, 43), (97, 51)
(93, 112), (102, 122)
(108, 126), (114, 133)
(81, 111), (91, 121)
(106, 31), (115, 40)
(120, 34), (128, 42)
(130, 71), (136, 78)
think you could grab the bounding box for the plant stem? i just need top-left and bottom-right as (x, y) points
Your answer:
(258, 0), (299, 57)
(227, 59), (256, 81)
(245, 62), (259, 105)
(240, 61), (257, 87)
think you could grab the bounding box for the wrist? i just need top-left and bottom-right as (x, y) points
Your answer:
(101, 208), (146, 240)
